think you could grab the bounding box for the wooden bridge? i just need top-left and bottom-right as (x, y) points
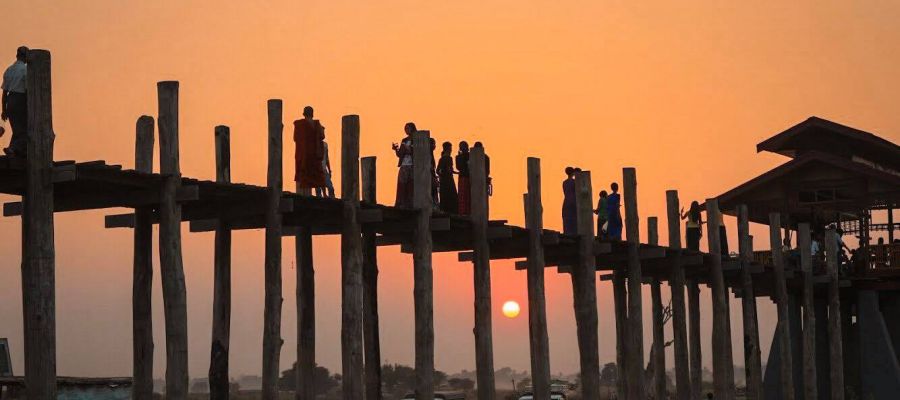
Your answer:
(2, 49), (854, 400)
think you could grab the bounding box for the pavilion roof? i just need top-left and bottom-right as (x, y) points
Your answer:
(757, 116), (900, 172)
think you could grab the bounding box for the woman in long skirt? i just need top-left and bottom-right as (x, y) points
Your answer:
(393, 122), (416, 208)
(456, 141), (471, 215)
(437, 141), (459, 214)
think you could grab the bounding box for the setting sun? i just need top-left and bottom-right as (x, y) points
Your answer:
(502, 301), (521, 319)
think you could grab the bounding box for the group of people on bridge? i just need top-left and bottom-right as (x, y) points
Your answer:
(392, 122), (491, 215)
(293, 106), (335, 198)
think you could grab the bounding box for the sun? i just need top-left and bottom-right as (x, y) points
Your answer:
(502, 300), (520, 318)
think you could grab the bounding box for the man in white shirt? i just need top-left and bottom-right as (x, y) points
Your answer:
(1, 46), (28, 157)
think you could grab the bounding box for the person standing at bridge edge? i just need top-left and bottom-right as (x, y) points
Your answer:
(562, 167), (577, 234)
(682, 201), (704, 251)
(1, 46), (28, 157)
(436, 141), (458, 213)
(456, 141), (471, 215)
(393, 122), (416, 208)
(294, 106), (326, 195)
(606, 182), (623, 240)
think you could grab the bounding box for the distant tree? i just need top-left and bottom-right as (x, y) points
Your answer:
(600, 362), (618, 384)
(278, 362), (339, 396)
(435, 370), (448, 387)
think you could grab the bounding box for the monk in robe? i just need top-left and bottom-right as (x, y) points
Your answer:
(294, 106), (326, 193)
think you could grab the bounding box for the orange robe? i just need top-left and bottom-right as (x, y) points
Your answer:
(294, 119), (326, 188)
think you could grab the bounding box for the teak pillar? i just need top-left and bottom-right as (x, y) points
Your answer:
(262, 100), (284, 400)
(824, 230), (845, 400)
(687, 280), (702, 398)
(470, 147), (496, 400)
(209, 125), (232, 400)
(613, 255), (629, 400)
(361, 156), (383, 400)
(648, 217), (666, 399)
(296, 202), (316, 396)
(572, 171), (600, 400)
(412, 131), (435, 400)
(340, 115), (365, 400)
(705, 198), (735, 399)
(737, 205), (762, 400)
(157, 81), (189, 400)
(665, 190), (691, 400)
(22, 48), (57, 400)
(768, 212), (795, 400)
(798, 224), (817, 400)
(623, 168), (645, 400)
(133, 115), (155, 400)
(524, 158), (551, 400)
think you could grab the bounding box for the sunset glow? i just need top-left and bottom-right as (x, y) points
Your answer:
(1, 0), (899, 381)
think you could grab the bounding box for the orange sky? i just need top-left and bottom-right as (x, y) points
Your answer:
(1, 0), (899, 380)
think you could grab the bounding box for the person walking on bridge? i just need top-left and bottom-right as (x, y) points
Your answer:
(1, 46), (28, 157)
(293, 106), (326, 195)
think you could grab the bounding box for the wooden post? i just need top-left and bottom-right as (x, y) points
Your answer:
(648, 217), (666, 399)
(470, 147), (496, 400)
(824, 229), (845, 400)
(296, 219), (316, 400)
(687, 279), (702, 398)
(361, 156), (383, 400)
(623, 168), (646, 400)
(22, 48), (57, 400)
(524, 158), (551, 400)
(157, 81), (189, 400)
(665, 190), (691, 400)
(705, 198), (735, 399)
(133, 116), (155, 400)
(613, 259), (628, 400)
(340, 115), (365, 400)
(737, 205), (762, 400)
(262, 100), (284, 400)
(412, 130), (435, 400)
(769, 212), (795, 400)
(572, 171), (600, 400)
(209, 125), (231, 400)
(798, 223), (817, 400)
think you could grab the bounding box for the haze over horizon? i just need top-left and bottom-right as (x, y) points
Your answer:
(1, 1), (899, 380)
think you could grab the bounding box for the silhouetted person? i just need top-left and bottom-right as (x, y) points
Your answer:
(473, 141), (492, 196)
(430, 138), (438, 207)
(393, 122), (416, 208)
(2, 46), (27, 157)
(717, 212), (729, 256)
(594, 190), (609, 239)
(606, 182), (623, 240)
(456, 141), (471, 215)
(294, 106), (326, 195)
(562, 167), (577, 235)
(315, 140), (335, 198)
(436, 141), (458, 214)
(681, 201), (704, 251)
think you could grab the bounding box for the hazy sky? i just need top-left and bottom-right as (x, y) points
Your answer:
(1, 0), (899, 380)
